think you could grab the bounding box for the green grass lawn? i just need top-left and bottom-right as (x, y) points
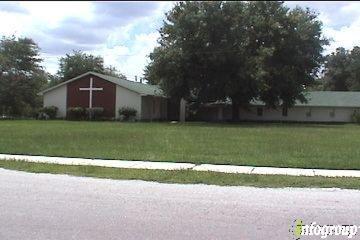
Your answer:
(1, 160), (360, 189)
(1, 120), (360, 170)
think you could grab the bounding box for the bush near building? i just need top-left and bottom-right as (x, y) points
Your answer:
(118, 107), (137, 121)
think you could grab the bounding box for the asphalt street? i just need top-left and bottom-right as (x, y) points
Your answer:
(0, 168), (359, 240)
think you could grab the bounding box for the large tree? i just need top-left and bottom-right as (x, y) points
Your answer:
(348, 46), (360, 90)
(104, 65), (127, 79)
(145, 1), (328, 120)
(56, 50), (126, 82)
(57, 50), (105, 81)
(323, 47), (351, 91)
(323, 46), (360, 91)
(0, 36), (46, 116)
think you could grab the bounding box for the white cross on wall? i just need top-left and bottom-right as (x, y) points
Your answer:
(79, 77), (103, 108)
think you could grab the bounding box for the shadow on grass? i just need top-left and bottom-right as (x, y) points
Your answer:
(174, 121), (350, 129)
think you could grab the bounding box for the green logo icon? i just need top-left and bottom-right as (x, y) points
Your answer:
(289, 219), (303, 240)
(294, 219), (303, 237)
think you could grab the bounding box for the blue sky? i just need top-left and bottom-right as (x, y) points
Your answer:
(0, 1), (359, 80)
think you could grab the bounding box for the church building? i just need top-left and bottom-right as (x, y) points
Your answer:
(40, 71), (360, 123)
(39, 71), (168, 120)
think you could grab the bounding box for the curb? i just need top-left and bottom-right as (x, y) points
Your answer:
(1, 154), (360, 178)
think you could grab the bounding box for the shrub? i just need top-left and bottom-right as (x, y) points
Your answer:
(67, 107), (86, 120)
(37, 106), (58, 120)
(352, 111), (360, 124)
(86, 107), (104, 120)
(0, 114), (14, 120)
(118, 107), (137, 121)
(38, 112), (50, 120)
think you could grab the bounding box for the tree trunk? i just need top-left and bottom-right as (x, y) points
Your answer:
(231, 100), (240, 122)
(179, 98), (186, 122)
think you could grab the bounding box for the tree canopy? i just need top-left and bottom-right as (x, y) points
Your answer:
(323, 46), (360, 91)
(57, 50), (105, 81)
(0, 36), (128, 117)
(0, 36), (47, 116)
(57, 50), (126, 83)
(145, 1), (328, 120)
(104, 65), (127, 79)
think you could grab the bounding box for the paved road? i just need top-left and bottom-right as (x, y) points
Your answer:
(0, 168), (360, 240)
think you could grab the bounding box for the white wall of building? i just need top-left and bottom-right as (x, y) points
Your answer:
(43, 84), (167, 120)
(115, 85), (142, 119)
(43, 84), (67, 118)
(195, 105), (358, 122)
(239, 106), (358, 122)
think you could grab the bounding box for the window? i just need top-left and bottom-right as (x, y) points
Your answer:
(257, 107), (263, 116)
(306, 108), (311, 117)
(329, 109), (335, 118)
(282, 107), (288, 117)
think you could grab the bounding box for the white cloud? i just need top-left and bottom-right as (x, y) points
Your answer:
(87, 45), (130, 68)
(119, 32), (160, 79)
(340, 2), (360, 15)
(84, 2), (172, 79)
(0, 11), (30, 36)
(323, 17), (360, 54)
(318, 12), (331, 26)
(40, 53), (60, 74)
(86, 31), (160, 80)
(106, 24), (134, 48)
(19, 1), (94, 28)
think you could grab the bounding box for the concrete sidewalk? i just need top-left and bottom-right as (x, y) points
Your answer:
(1, 153), (360, 178)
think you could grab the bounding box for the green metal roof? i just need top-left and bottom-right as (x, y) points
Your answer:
(39, 71), (164, 97)
(251, 91), (360, 108)
(91, 72), (164, 96)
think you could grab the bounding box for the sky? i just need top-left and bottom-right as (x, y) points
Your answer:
(0, 1), (359, 81)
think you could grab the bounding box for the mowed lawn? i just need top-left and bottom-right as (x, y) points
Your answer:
(0, 120), (360, 170)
